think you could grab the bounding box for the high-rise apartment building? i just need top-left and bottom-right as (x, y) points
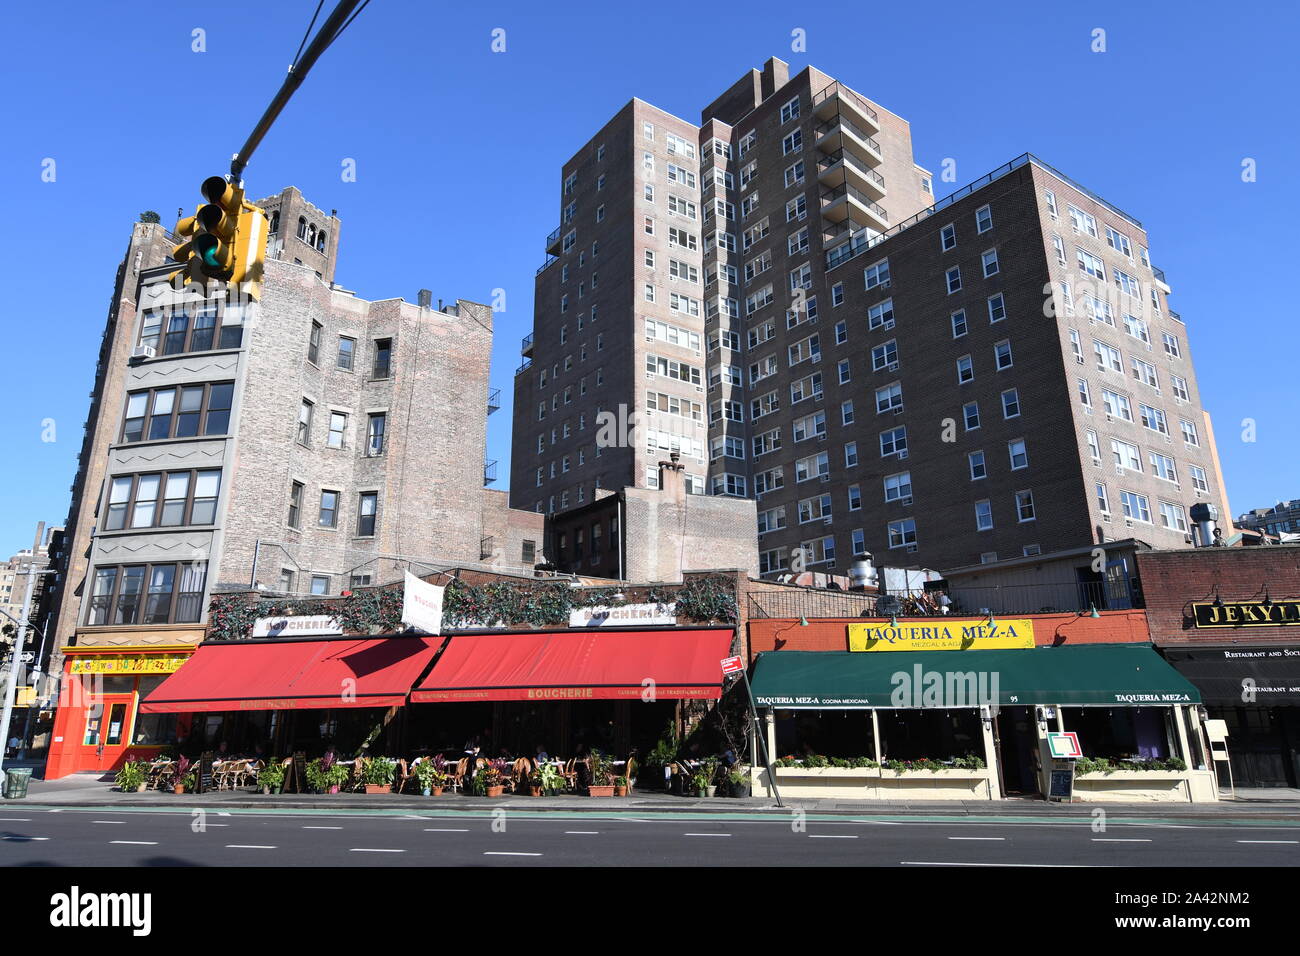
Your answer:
(513, 57), (1225, 573)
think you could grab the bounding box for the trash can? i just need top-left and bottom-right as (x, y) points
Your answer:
(3, 767), (33, 799)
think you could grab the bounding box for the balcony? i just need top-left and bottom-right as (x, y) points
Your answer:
(484, 460), (498, 486)
(814, 114), (883, 167)
(516, 356), (532, 376)
(487, 387), (501, 414)
(820, 182), (889, 233)
(521, 332), (534, 358)
(811, 81), (881, 137)
(537, 254), (558, 275)
(816, 149), (887, 202)
(1152, 266), (1172, 295)
(545, 225), (562, 256)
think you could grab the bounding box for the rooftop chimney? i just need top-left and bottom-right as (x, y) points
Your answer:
(417, 289), (432, 309)
(658, 452), (686, 503)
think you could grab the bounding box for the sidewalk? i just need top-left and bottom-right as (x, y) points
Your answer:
(10, 772), (1300, 820)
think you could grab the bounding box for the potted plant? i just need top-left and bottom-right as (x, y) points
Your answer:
(361, 756), (397, 794)
(587, 752), (615, 797)
(527, 767), (545, 796)
(537, 761), (564, 795)
(258, 761), (286, 795)
(305, 758), (328, 794)
(472, 760), (507, 798)
(728, 768), (751, 798)
(322, 762), (349, 794)
(114, 760), (148, 793)
(691, 770), (711, 798)
(613, 775), (628, 797)
(171, 755), (191, 795)
(414, 759), (446, 796)
(701, 757), (719, 797)
(180, 770), (197, 794)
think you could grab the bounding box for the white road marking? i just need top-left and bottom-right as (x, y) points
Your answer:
(0, 818), (32, 822)
(684, 832), (731, 837)
(92, 820), (125, 825)
(1092, 838), (1152, 843)
(902, 861), (1100, 867)
(948, 836), (1005, 841)
(350, 848), (404, 853)
(110, 840), (157, 845)
(304, 826), (343, 830)
(1236, 840), (1298, 845)
(424, 828), (469, 832)
(484, 851), (542, 856)
(217, 812), (231, 816)
(225, 844), (276, 849)
(3, 836), (49, 841)
(809, 834), (858, 839)
(565, 830), (600, 835)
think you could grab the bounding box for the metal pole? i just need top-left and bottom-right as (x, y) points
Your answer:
(0, 524), (45, 774)
(737, 668), (783, 808)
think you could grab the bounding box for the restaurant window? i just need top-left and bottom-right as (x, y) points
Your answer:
(102, 469), (222, 531)
(366, 413), (386, 456)
(85, 561), (206, 626)
(121, 382), (234, 443)
(357, 492), (378, 537)
(288, 481), (303, 528)
(319, 490), (339, 528)
(1060, 707), (1173, 761)
(308, 321), (322, 365)
(337, 336), (355, 371)
(373, 338), (393, 379)
(132, 677), (178, 745)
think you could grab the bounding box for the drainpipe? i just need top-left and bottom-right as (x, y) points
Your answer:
(249, 539), (261, 589)
(617, 494), (625, 583)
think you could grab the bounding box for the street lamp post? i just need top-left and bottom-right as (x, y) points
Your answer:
(0, 523), (53, 775)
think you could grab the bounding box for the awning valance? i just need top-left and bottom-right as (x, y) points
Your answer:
(750, 643), (1201, 709)
(138, 637), (442, 713)
(1163, 645), (1300, 705)
(411, 627), (735, 703)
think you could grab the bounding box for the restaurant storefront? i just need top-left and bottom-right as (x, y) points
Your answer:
(747, 634), (1217, 803)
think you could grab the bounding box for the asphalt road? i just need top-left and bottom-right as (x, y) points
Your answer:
(2, 807), (1298, 866)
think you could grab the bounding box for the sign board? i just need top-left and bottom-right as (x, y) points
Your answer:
(721, 655), (744, 675)
(1204, 719), (1229, 743)
(1047, 761), (1075, 802)
(569, 602), (677, 628)
(401, 571), (445, 636)
(252, 615), (342, 638)
(70, 654), (189, 675)
(1047, 731), (1083, 759)
(1192, 601), (1300, 628)
(848, 619), (1035, 652)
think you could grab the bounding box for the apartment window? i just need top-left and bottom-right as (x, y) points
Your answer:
(1096, 482), (1111, 514)
(841, 399), (855, 425)
(782, 130), (802, 155)
(868, 299), (894, 330)
(951, 310), (968, 338)
(1139, 403), (1169, 435)
(121, 383), (234, 443)
(372, 338), (392, 379)
(333, 336), (356, 372)
(1190, 465), (1209, 493)
(1016, 490), (1036, 522)
(1044, 190), (1058, 217)
(843, 441), (857, 472)
(1132, 357), (1159, 388)
(969, 451), (986, 480)
(1102, 389), (1133, 421)
(1171, 375), (1190, 402)
(837, 359), (851, 384)
(103, 469), (222, 531)
(879, 426), (907, 457)
(956, 355), (974, 384)
(287, 481), (303, 528)
(759, 547), (789, 575)
(981, 249), (999, 277)
(1078, 378), (1093, 409)
(1086, 429), (1102, 465)
(792, 411), (827, 442)
(308, 321), (322, 365)
(875, 383), (903, 414)
(310, 575), (331, 596)
(1094, 340), (1123, 373)
(85, 561), (206, 626)
(884, 471), (912, 503)
(1068, 204), (1098, 237)
(357, 492), (378, 537)
(975, 499), (994, 531)
(1069, 328), (1084, 363)
(1077, 248), (1106, 280)
(712, 474), (747, 497)
(1150, 452), (1178, 483)
(756, 506), (786, 534)
(863, 258), (890, 289)
(888, 518), (917, 549)
(1052, 234), (1067, 266)
(975, 205), (993, 233)
(1111, 438), (1142, 472)
(788, 227), (810, 256)
(987, 293), (1006, 323)
(297, 399), (314, 445)
(1180, 418), (1200, 446)
(644, 217), (655, 236)
(798, 494), (832, 524)
(963, 401), (981, 431)
(319, 490), (339, 528)
(831, 282), (845, 307)
(1002, 389), (1020, 419)
(945, 266), (961, 294)
(848, 484), (862, 511)
(940, 224), (956, 251)
(780, 96), (800, 123)
(784, 160), (806, 188)
(871, 340), (897, 371)
(1105, 226), (1132, 257)
(1008, 438), (1028, 470)
(365, 413), (386, 456)
(1121, 490), (1152, 523)
(786, 196), (807, 222)
(1159, 501), (1188, 532)
(326, 411), (347, 449)
(1124, 314), (1151, 345)
(834, 320), (848, 345)
(994, 340), (1013, 370)
(1114, 269), (1141, 298)
(795, 452), (830, 482)
(141, 303), (234, 355)
(1162, 332), (1182, 359)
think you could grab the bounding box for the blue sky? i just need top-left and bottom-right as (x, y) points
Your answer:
(2, 0), (1297, 556)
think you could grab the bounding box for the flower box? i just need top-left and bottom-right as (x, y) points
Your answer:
(587, 785), (615, 797)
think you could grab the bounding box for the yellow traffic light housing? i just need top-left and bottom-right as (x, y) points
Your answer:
(169, 176), (269, 300)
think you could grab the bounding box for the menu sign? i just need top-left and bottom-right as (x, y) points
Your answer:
(1192, 601), (1300, 628)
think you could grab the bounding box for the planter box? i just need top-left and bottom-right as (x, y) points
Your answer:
(485, 785), (505, 798)
(760, 766), (996, 801)
(363, 784), (392, 795)
(1073, 770), (1200, 803)
(587, 785), (615, 797)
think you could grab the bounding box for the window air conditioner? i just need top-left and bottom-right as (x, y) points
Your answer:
(901, 496), (913, 506)
(887, 362), (899, 372)
(1102, 514), (1111, 522)
(897, 449), (908, 459)
(906, 544), (918, 553)
(893, 406), (904, 415)
(132, 344), (156, 360)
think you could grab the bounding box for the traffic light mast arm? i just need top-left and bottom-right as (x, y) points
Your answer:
(230, 0), (364, 182)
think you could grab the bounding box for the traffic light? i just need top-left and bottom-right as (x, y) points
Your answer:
(170, 176), (269, 300)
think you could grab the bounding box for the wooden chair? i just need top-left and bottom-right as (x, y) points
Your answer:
(394, 759), (415, 794)
(624, 756), (636, 794)
(449, 758), (469, 794)
(560, 758), (578, 793)
(348, 757), (368, 793)
(511, 757), (532, 792)
(240, 760), (264, 789)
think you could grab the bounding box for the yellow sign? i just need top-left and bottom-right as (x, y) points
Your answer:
(848, 619), (1035, 652)
(69, 654), (189, 675)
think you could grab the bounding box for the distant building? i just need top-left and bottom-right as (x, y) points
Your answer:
(1236, 500), (1300, 541)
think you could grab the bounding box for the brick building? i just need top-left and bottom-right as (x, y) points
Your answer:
(511, 56), (1227, 576)
(1139, 544), (1300, 788)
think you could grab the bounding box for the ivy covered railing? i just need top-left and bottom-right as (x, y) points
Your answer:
(207, 573), (738, 642)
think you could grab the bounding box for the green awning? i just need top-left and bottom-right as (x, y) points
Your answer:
(750, 643), (1201, 709)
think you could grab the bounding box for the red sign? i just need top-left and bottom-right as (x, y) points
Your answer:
(720, 656), (744, 675)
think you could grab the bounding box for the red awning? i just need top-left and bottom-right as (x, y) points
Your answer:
(410, 628), (735, 703)
(138, 637), (442, 714)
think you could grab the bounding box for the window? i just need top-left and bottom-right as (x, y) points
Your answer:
(1078, 378), (1093, 409)
(326, 411), (347, 449)
(847, 484), (862, 511)
(964, 401), (981, 431)
(759, 547), (789, 575)
(780, 96), (800, 123)
(1086, 430), (1102, 465)
(1159, 501), (1188, 532)
(85, 561), (206, 626)
(792, 411), (827, 442)
(319, 490), (339, 528)
(834, 320), (848, 345)
(841, 400), (855, 425)
(1180, 418), (1200, 446)
(786, 196), (807, 222)
(981, 249), (999, 277)
(297, 399), (314, 444)
(879, 426), (907, 457)
(975, 499), (994, 531)
(357, 492), (377, 536)
(1094, 340), (1123, 373)
(968, 451), (986, 480)
(1096, 482), (1111, 514)
(784, 160), (805, 188)
(667, 195), (697, 220)
(994, 340), (1013, 370)
(1016, 490), (1036, 522)
(121, 383), (234, 443)
(788, 227), (810, 256)
(787, 334), (821, 366)
(837, 359), (851, 384)
(1044, 190), (1058, 217)
(782, 130), (802, 154)
(1052, 235), (1067, 266)
(975, 204), (993, 233)
(951, 310), (968, 338)
(1101, 389), (1132, 420)
(1111, 438), (1142, 471)
(884, 471), (912, 502)
(945, 266), (962, 293)
(665, 133), (695, 158)
(888, 518), (917, 548)
(336, 336), (355, 371)
(1190, 465), (1209, 493)
(1105, 226), (1132, 257)
(832, 282), (845, 307)
(1121, 490), (1152, 523)
(373, 338), (392, 379)
(868, 299), (894, 330)
(940, 224), (956, 251)
(1139, 403), (1169, 435)
(1162, 332), (1182, 359)
(795, 452), (830, 482)
(871, 340), (898, 371)
(875, 383), (903, 414)
(1008, 438), (1028, 470)
(712, 473), (747, 497)
(1132, 358), (1159, 388)
(308, 321), (322, 364)
(864, 258), (890, 289)
(141, 303), (234, 355)
(288, 481), (303, 528)
(1150, 452), (1178, 483)
(757, 506), (786, 534)
(1077, 248), (1105, 280)
(103, 469), (222, 531)
(956, 355), (974, 384)
(1171, 375), (1190, 402)
(1068, 204), (1098, 238)
(1114, 269), (1141, 298)
(310, 575), (330, 596)
(798, 494), (832, 524)
(1002, 389), (1020, 419)
(987, 293), (1006, 324)
(366, 413), (386, 456)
